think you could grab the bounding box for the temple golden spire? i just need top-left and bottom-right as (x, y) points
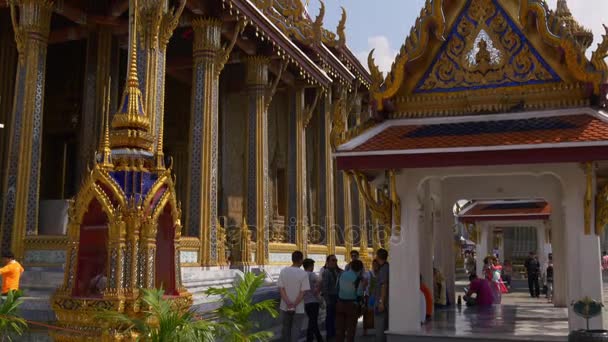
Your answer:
(555, 0), (593, 50)
(98, 78), (113, 169)
(110, 0), (154, 152)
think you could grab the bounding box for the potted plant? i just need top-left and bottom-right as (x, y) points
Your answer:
(569, 297), (608, 342)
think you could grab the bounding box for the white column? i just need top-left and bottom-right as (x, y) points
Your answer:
(419, 182), (433, 292)
(389, 174), (421, 333)
(476, 222), (489, 278)
(536, 224), (547, 271)
(551, 212), (568, 307)
(563, 167), (604, 330)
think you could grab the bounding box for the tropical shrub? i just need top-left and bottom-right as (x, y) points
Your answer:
(99, 288), (216, 342)
(0, 290), (27, 342)
(206, 272), (278, 342)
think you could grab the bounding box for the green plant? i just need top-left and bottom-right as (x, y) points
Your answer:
(0, 290), (27, 342)
(99, 288), (216, 342)
(206, 272), (278, 342)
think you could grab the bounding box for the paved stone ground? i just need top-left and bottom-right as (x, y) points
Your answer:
(353, 279), (569, 342)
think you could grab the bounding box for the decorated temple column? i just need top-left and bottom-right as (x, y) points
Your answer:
(371, 189), (382, 251)
(1, 0), (54, 257)
(287, 86), (308, 253)
(135, 0), (184, 149)
(186, 18), (241, 266)
(342, 172), (353, 255)
(320, 94), (336, 254)
(245, 56), (271, 266)
(359, 194), (369, 265)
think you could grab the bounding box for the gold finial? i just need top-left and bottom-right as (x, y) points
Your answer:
(555, 0), (593, 50)
(337, 6), (347, 46)
(99, 78), (113, 169)
(110, 0), (154, 152)
(312, 0), (325, 43)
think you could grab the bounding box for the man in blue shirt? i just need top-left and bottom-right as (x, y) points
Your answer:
(335, 259), (366, 342)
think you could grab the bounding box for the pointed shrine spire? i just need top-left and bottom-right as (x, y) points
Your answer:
(110, 0), (154, 153)
(555, 0), (593, 50)
(98, 78), (113, 169)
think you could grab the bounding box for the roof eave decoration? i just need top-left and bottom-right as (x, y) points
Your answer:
(249, 0), (363, 87)
(369, 0), (446, 111)
(369, 0), (608, 112)
(225, 0), (332, 88)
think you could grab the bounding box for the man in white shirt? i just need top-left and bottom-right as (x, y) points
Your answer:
(278, 250), (310, 342)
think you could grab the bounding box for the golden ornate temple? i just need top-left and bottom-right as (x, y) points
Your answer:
(4, 0), (608, 338)
(0, 0), (380, 337)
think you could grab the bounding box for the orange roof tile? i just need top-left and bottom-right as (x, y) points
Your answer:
(349, 114), (608, 152)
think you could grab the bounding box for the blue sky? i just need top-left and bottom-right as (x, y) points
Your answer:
(307, 0), (608, 73)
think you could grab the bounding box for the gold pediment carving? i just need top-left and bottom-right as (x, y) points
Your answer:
(368, 0), (608, 115)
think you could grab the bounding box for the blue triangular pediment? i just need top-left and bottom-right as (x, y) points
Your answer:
(414, 0), (561, 94)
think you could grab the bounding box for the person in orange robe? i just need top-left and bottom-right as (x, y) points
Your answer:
(0, 251), (24, 295)
(420, 275), (433, 321)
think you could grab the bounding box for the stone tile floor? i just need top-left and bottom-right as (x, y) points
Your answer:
(355, 279), (570, 341)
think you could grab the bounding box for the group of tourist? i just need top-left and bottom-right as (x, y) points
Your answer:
(278, 248), (390, 342)
(463, 251), (554, 307)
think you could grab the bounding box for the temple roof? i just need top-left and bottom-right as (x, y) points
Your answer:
(340, 109), (608, 153)
(366, 0), (608, 115)
(457, 199), (551, 222)
(335, 108), (608, 170)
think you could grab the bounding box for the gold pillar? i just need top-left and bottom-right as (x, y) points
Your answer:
(140, 221), (157, 289)
(136, 0), (184, 150)
(126, 215), (141, 295)
(321, 93), (335, 254)
(343, 171), (353, 255)
(106, 220), (126, 296)
(372, 189), (382, 251)
(289, 86), (308, 253)
(2, 0), (54, 258)
(186, 19), (239, 266)
(359, 194), (369, 265)
(245, 57), (270, 266)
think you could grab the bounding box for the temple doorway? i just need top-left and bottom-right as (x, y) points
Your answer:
(73, 199), (108, 298)
(155, 205), (177, 296)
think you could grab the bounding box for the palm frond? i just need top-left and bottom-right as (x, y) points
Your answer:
(0, 290), (27, 341)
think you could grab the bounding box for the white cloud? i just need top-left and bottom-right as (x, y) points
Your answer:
(356, 36), (398, 74)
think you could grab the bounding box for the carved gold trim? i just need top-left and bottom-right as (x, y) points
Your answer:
(24, 236), (68, 250)
(596, 184), (608, 237)
(269, 242), (298, 253)
(389, 170), (401, 238)
(392, 82), (589, 118)
(180, 237), (201, 249)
